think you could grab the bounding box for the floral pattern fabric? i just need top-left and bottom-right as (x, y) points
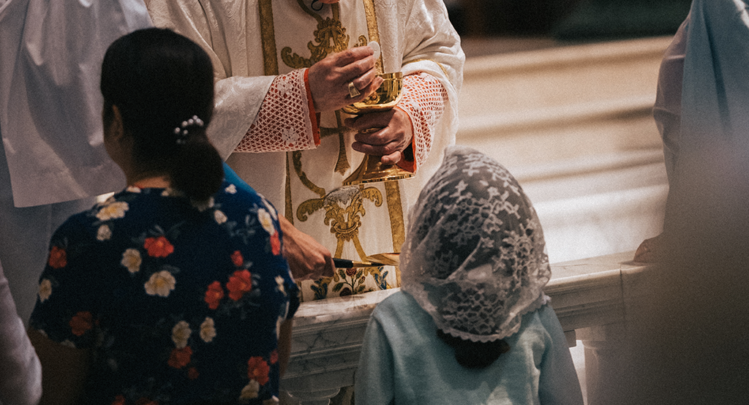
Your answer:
(30, 182), (299, 405)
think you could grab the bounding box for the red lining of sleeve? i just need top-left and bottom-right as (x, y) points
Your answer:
(395, 106), (417, 173)
(304, 69), (321, 146)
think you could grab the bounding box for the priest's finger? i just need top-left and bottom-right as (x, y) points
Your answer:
(351, 68), (377, 95)
(333, 46), (374, 68)
(348, 75), (383, 104)
(344, 109), (394, 131)
(380, 150), (403, 165)
(351, 138), (401, 155)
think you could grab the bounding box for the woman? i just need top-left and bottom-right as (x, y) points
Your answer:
(28, 28), (298, 405)
(355, 146), (583, 404)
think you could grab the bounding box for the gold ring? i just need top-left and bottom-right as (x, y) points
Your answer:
(348, 81), (361, 98)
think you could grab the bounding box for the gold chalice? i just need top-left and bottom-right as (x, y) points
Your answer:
(342, 72), (414, 186)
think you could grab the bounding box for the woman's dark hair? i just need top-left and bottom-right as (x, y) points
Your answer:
(101, 28), (222, 201)
(437, 329), (511, 369)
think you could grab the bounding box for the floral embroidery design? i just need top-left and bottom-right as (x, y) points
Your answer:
(231, 251), (244, 267)
(121, 249), (142, 273)
(247, 356), (270, 386)
(97, 224), (112, 241)
(171, 321), (191, 349)
(96, 201), (129, 221)
(204, 281), (224, 310)
(168, 346), (192, 369)
(200, 317), (216, 343)
(214, 209), (228, 225)
(143, 236), (174, 258)
(145, 270), (176, 297)
(227, 270), (253, 301)
(270, 233), (281, 256)
(240, 380), (260, 400)
(38, 279), (52, 302)
(275, 276), (285, 296)
(48, 246), (67, 269)
(225, 184), (237, 194)
(258, 209), (275, 235)
(70, 311), (93, 336)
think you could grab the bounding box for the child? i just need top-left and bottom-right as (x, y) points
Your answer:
(356, 146), (583, 404)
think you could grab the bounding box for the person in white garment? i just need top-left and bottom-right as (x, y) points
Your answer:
(0, 0), (151, 323)
(0, 263), (40, 405)
(145, 0), (464, 301)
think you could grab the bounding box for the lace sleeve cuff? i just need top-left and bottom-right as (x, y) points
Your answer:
(234, 69), (320, 153)
(395, 73), (448, 172)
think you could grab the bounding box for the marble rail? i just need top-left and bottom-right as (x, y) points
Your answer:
(280, 251), (644, 404)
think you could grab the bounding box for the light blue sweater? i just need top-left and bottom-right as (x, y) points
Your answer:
(355, 291), (583, 405)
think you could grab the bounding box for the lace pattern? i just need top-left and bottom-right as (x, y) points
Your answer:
(234, 69), (319, 153)
(398, 73), (447, 170)
(401, 146), (552, 342)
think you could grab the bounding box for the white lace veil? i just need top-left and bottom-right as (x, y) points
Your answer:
(401, 146), (551, 342)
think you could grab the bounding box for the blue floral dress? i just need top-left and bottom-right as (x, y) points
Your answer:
(29, 182), (299, 405)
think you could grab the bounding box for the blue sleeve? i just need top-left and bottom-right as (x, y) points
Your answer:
(355, 312), (396, 405)
(537, 305), (584, 405)
(223, 162), (255, 195)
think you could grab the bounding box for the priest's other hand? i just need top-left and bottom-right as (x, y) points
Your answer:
(345, 107), (414, 165)
(279, 216), (335, 281)
(308, 47), (383, 113)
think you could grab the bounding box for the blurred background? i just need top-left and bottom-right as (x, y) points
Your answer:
(446, 0), (692, 265)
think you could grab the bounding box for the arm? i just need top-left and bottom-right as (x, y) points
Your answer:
(279, 215), (335, 281)
(0, 265), (41, 405)
(355, 315), (396, 405)
(537, 306), (584, 405)
(28, 328), (91, 405)
(278, 319), (293, 377)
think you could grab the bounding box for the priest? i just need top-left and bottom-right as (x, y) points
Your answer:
(146, 0), (464, 300)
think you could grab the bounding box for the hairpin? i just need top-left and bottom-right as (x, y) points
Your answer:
(173, 115), (204, 145)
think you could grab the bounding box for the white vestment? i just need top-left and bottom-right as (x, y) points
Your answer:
(147, 0), (463, 300)
(0, 0), (151, 322)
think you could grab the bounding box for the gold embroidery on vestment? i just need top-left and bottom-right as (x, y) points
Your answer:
(259, 0), (279, 75)
(282, 3), (349, 69)
(334, 111), (350, 174)
(296, 186), (383, 259)
(292, 151), (326, 198)
(362, 0), (384, 73)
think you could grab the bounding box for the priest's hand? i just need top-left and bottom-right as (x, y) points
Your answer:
(308, 47), (383, 113)
(345, 107), (414, 165)
(279, 216), (335, 281)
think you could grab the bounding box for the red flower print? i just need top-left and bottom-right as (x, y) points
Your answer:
(204, 281), (224, 310)
(168, 346), (193, 369)
(226, 270), (252, 301)
(270, 350), (278, 365)
(231, 250), (244, 267)
(247, 356), (270, 386)
(339, 288), (352, 297)
(270, 233), (281, 256)
(143, 236), (174, 258)
(135, 398), (159, 405)
(187, 366), (199, 380)
(48, 246), (67, 269)
(70, 311), (93, 336)
(345, 267), (357, 277)
(111, 395), (126, 405)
